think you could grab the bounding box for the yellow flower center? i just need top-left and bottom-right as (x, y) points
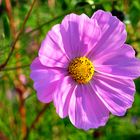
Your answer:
(68, 57), (94, 84)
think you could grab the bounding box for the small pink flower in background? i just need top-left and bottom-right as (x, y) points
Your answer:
(19, 74), (27, 85)
(30, 10), (140, 130)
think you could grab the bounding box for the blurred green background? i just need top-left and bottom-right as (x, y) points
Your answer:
(0, 0), (140, 140)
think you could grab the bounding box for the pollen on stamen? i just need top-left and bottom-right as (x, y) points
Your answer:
(68, 57), (94, 84)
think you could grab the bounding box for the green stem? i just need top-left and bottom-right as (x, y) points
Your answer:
(0, 0), (37, 71)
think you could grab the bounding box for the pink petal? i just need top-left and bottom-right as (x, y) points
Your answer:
(92, 73), (135, 116)
(68, 84), (109, 130)
(94, 44), (136, 65)
(87, 10), (127, 60)
(39, 24), (69, 68)
(94, 44), (140, 79)
(60, 13), (101, 59)
(30, 57), (66, 103)
(53, 76), (76, 118)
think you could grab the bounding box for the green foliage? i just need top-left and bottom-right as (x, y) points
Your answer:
(0, 0), (140, 140)
(2, 14), (10, 39)
(129, 1), (140, 28)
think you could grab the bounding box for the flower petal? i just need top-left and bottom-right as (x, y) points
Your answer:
(92, 73), (135, 116)
(88, 10), (127, 60)
(39, 24), (69, 68)
(53, 76), (76, 118)
(30, 57), (65, 103)
(68, 84), (109, 130)
(94, 44), (140, 79)
(60, 13), (101, 59)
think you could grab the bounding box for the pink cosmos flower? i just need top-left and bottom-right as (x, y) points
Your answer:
(30, 10), (140, 130)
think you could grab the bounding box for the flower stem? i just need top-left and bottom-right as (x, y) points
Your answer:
(0, 0), (37, 70)
(23, 104), (50, 140)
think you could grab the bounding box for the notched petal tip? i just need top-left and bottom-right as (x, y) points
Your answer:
(68, 85), (110, 130)
(88, 9), (127, 61)
(91, 9), (112, 17)
(92, 9), (127, 34)
(93, 74), (136, 117)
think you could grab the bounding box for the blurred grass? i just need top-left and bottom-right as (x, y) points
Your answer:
(0, 0), (140, 140)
